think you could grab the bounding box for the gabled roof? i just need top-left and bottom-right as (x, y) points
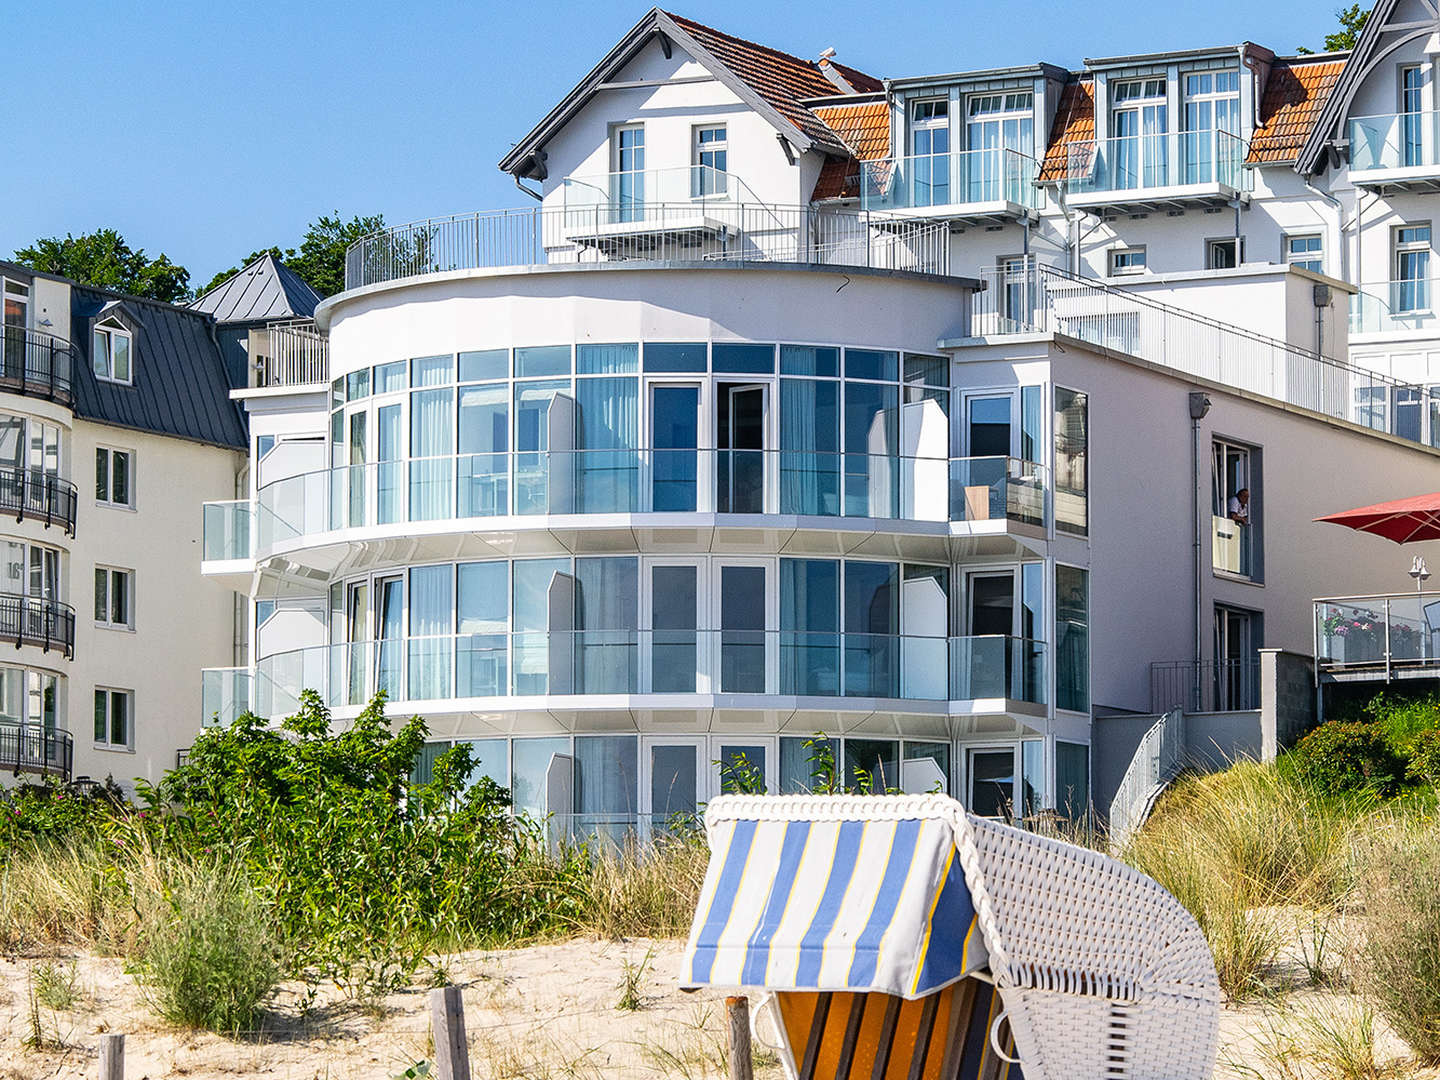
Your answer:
(1298, 0), (1407, 174)
(1248, 56), (1347, 165)
(190, 253), (321, 325)
(1038, 75), (1094, 183)
(499, 8), (880, 176)
(810, 100), (890, 201)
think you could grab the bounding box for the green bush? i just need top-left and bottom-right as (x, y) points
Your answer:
(1356, 821), (1440, 1064)
(1288, 721), (1406, 796)
(133, 860), (282, 1032)
(1408, 728), (1440, 788)
(1364, 691), (1440, 758)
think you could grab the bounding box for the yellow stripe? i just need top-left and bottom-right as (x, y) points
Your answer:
(978, 982), (1003, 1074)
(686, 818), (736, 984)
(960, 910), (980, 973)
(910, 825), (955, 997)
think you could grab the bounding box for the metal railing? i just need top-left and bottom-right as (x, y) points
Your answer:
(562, 165), (766, 215)
(0, 327), (75, 406)
(202, 667), (251, 727)
(343, 203), (950, 290)
(1108, 707), (1185, 848)
(1149, 658), (1260, 713)
(1350, 278), (1440, 334)
(222, 452), (1048, 558)
(0, 722), (72, 779)
(1350, 110), (1440, 173)
(248, 631), (1048, 719)
(0, 467), (76, 536)
(1064, 130), (1250, 195)
(248, 321), (328, 387)
(0, 593), (74, 657)
(1314, 592), (1440, 679)
(860, 148), (1040, 212)
(972, 258), (1438, 440)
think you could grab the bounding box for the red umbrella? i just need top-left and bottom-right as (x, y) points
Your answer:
(1315, 492), (1440, 544)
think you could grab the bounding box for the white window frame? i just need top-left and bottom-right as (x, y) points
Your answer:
(95, 446), (135, 509)
(94, 566), (135, 630)
(1394, 223), (1432, 314)
(910, 97), (950, 156)
(93, 686), (134, 751)
(692, 125), (728, 175)
(1284, 232), (1324, 273)
(92, 318), (133, 385)
(1108, 246), (1147, 276)
(1205, 236), (1244, 270)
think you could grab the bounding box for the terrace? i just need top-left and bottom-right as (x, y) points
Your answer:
(1349, 110), (1440, 192)
(859, 148), (1040, 224)
(1315, 592), (1440, 683)
(1062, 130), (1250, 211)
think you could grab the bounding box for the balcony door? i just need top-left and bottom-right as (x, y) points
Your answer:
(643, 561), (703, 693)
(1111, 78), (1167, 189)
(717, 382), (769, 514)
(1214, 605), (1260, 710)
(966, 92), (1033, 202)
(375, 574), (404, 702)
(649, 382), (701, 512)
(909, 98), (950, 206)
(2, 279), (27, 381)
(1182, 71), (1240, 185)
(344, 581), (370, 705)
(1401, 66), (1426, 168)
(960, 392), (1013, 520)
(642, 735), (704, 835)
(612, 124), (645, 222)
(716, 561), (772, 693)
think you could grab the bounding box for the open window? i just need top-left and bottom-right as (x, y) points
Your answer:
(92, 317), (133, 384)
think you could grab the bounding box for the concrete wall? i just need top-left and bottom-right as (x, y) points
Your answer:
(1260, 647), (1316, 758)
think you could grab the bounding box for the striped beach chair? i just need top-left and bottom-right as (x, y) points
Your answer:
(680, 793), (1218, 1080)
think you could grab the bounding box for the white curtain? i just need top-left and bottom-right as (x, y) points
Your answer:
(410, 388), (454, 521)
(408, 565), (453, 700)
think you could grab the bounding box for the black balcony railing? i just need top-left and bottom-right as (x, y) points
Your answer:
(0, 722), (72, 779)
(1150, 658), (1260, 713)
(0, 593), (75, 658)
(0, 467), (77, 536)
(0, 327), (75, 406)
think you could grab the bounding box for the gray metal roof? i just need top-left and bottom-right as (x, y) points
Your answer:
(189, 253), (321, 325)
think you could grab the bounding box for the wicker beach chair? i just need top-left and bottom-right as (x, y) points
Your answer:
(681, 793), (1219, 1080)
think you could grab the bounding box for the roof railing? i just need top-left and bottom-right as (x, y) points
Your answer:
(0, 327), (75, 406)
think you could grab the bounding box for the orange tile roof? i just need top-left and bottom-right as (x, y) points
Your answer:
(809, 101), (891, 201)
(666, 11), (881, 154)
(1038, 75), (1094, 183)
(1248, 57), (1346, 164)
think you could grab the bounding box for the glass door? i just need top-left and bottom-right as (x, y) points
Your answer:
(717, 563), (769, 693)
(966, 571), (1016, 699)
(1214, 605), (1259, 710)
(646, 562), (702, 693)
(961, 393), (1013, 520)
(1111, 79), (1167, 189)
(650, 383), (700, 512)
(345, 407), (368, 528)
(376, 401), (404, 524)
(967, 93), (1033, 202)
(718, 383), (768, 514)
(346, 581), (370, 705)
(967, 746), (1018, 820)
(613, 125), (645, 222)
(642, 736), (704, 834)
(712, 735), (776, 795)
(375, 575), (404, 701)
(1402, 66), (1424, 167)
(2, 279), (27, 382)
(1183, 71), (1239, 184)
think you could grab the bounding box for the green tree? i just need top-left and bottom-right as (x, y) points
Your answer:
(199, 212), (385, 300)
(1298, 3), (1370, 53)
(13, 229), (191, 303)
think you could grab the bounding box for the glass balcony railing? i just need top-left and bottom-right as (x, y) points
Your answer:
(1350, 279), (1439, 334)
(860, 148), (1039, 213)
(1212, 514), (1253, 577)
(1315, 593), (1440, 669)
(249, 632), (1048, 718)
(1065, 131), (1249, 197)
(202, 499), (254, 561)
(561, 165), (764, 222)
(201, 667), (252, 727)
(1350, 111), (1440, 174)
(243, 451), (1050, 554)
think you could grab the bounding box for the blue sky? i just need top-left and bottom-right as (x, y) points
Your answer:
(5, 0), (1344, 287)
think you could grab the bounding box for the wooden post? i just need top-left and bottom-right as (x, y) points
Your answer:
(726, 995), (754, 1080)
(98, 1033), (124, 1080)
(429, 985), (471, 1080)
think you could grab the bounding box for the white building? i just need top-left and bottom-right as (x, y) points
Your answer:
(197, 3), (1440, 827)
(0, 262), (248, 790)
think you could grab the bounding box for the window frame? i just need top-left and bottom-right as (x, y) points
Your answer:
(93, 686), (134, 751)
(94, 565), (135, 630)
(91, 318), (134, 385)
(1205, 236), (1245, 270)
(1394, 223), (1432, 314)
(1284, 232), (1324, 273)
(1108, 246), (1148, 276)
(95, 446), (135, 509)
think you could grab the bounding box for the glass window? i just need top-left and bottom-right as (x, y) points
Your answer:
(513, 557), (570, 694)
(780, 735), (838, 793)
(412, 354), (455, 386)
(1055, 741), (1090, 822)
(844, 560), (898, 697)
(843, 381), (898, 517)
(576, 343), (639, 375)
(94, 567), (133, 629)
(573, 557), (637, 693)
(780, 559), (840, 695)
(1355, 385), (1387, 431)
(643, 342), (707, 372)
(843, 738), (899, 792)
(903, 741), (951, 793)
(458, 350), (508, 382)
(780, 345), (839, 377)
(1020, 386), (1043, 464)
(844, 348), (898, 382)
(94, 688), (133, 749)
(1109, 247), (1147, 275)
(1056, 565), (1089, 713)
(514, 346), (571, 378)
(457, 561), (507, 698)
(346, 368), (371, 401)
(712, 343), (775, 374)
(903, 353), (947, 388)
(693, 126), (728, 197)
(1394, 224), (1431, 313)
(1284, 233), (1323, 273)
(408, 564), (454, 700)
(1205, 237), (1243, 270)
(1053, 387), (1087, 536)
(1397, 386), (1423, 443)
(374, 360), (408, 392)
(455, 738), (508, 791)
(92, 320), (134, 384)
(780, 378), (840, 516)
(95, 448), (133, 507)
(510, 736), (570, 817)
(1021, 740), (1045, 819)
(574, 735), (638, 840)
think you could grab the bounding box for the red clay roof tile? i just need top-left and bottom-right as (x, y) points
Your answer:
(1039, 75), (1095, 182)
(809, 101), (891, 200)
(1248, 57), (1346, 164)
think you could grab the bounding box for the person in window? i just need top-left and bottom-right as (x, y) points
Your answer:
(1227, 487), (1250, 526)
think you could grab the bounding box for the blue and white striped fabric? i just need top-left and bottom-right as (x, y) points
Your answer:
(682, 802), (988, 999)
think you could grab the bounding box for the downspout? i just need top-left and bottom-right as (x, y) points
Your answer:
(1189, 392), (1212, 708)
(1303, 175), (1346, 282)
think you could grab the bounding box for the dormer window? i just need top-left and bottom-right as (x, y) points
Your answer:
(92, 319), (132, 385)
(910, 99), (951, 205)
(1111, 79), (1168, 188)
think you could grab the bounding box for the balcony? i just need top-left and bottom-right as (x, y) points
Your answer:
(1149, 658), (1260, 713)
(247, 321), (328, 389)
(1315, 592), (1440, 682)
(1062, 131), (1250, 211)
(0, 594), (74, 658)
(860, 148), (1039, 224)
(0, 467), (77, 536)
(1350, 279), (1440, 335)
(342, 199), (950, 291)
(226, 451), (1048, 562)
(201, 667), (251, 727)
(0, 327), (75, 406)
(1349, 112), (1440, 191)
(0, 723), (72, 780)
(248, 631), (1048, 720)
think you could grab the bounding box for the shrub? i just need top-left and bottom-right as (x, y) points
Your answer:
(1408, 728), (1440, 788)
(1355, 820), (1440, 1064)
(1288, 721), (1406, 796)
(1364, 691), (1440, 758)
(133, 859), (282, 1032)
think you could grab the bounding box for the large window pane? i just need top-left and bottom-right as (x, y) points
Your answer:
(844, 382), (898, 517)
(643, 342), (707, 372)
(513, 558), (570, 694)
(515, 346), (571, 378)
(1056, 565), (1089, 712)
(574, 557), (637, 693)
(458, 561), (508, 696)
(410, 388), (454, 521)
(412, 354), (454, 387)
(1054, 387), (1088, 535)
(780, 379), (840, 515)
(575, 735), (638, 842)
(576, 376), (639, 512)
(780, 559), (839, 695)
(844, 738), (898, 792)
(511, 736), (570, 817)
(514, 379), (570, 515)
(712, 343), (775, 374)
(1056, 741), (1090, 821)
(780, 345), (838, 378)
(459, 349), (508, 382)
(458, 383), (508, 516)
(780, 735), (838, 793)
(577, 343), (638, 375)
(651, 565), (698, 693)
(408, 565), (453, 700)
(844, 561), (898, 697)
(844, 348), (898, 382)
(456, 738), (508, 792)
